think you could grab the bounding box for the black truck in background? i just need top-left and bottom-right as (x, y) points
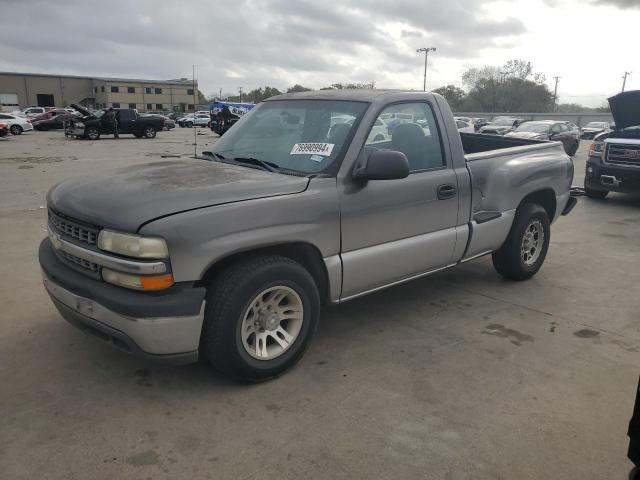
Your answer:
(68, 104), (164, 140)
(585, 91), (640, 198)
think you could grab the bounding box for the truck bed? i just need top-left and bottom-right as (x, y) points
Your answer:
(460, 132), (544, 155)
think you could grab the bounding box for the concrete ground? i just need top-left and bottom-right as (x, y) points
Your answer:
(0, 127), (638, 479)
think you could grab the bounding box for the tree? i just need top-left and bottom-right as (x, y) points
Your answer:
(287, 84), (312, 93)
(460, 60), (553, 112)
(244, 86), (283, 103)
(322, 82), (375, 90)
(432, 85), (466, 111)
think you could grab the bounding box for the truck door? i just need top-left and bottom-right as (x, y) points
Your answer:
(338, 101), (460, 300)
(117, 109), (136, 133)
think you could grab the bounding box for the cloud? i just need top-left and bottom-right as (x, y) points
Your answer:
(0, 0), (526, 93)
(590, 0), (640, 7)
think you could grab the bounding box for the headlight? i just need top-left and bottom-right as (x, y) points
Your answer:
(97, 230), (169, 259)
(589, 141), (604, 155)
(74, 122), (85, 128)
(102, 268), (174, 291)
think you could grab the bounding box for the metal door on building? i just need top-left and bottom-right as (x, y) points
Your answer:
(36, 94), (55, 107)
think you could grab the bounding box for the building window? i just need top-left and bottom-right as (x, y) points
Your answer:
(188, 104), (194, 111)
(111, 86), (119, 93)
(101, 86), (105, 93)
(155, 88), (162, 94)
(112, 102), (120, 108)
(94, 86), (98, 93)
(127, 86), (135, 94)
(187, 89), (194, 96)
(145, 87), (152, 94)
(155, 104), (163, 110)
(146, 103), (152, 110)
(128, 103), (136, 109)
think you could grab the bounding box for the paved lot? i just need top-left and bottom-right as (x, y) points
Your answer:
(1, 128), (639, 479)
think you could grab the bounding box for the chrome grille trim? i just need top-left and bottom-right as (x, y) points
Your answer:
(48, 209), (99, 245)
(605, 143), (640, 167)
(58, 250), (100, 273)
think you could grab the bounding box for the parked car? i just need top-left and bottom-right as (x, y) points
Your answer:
(368, 117), (390, 142)
(39, 90), (575, 381)
(584, 90), (640, 198)
(177, 114), (195, 127)
(179, 113), (210, 128)
(505, 120), (581, 156)
(472, 117), (490, 131)
(29, 109), (79, 124)
(167, 112), (184, 120)
(0, 122), (8, 137)
(67, 104), (164, 140)
(479, 117), (525, 135)
(32, 113), (77, 131)
(11, 106), (48, 117)
(0, 112), (34, 135)
(581, 121), (612, 139)
(455, 118), (475, 133)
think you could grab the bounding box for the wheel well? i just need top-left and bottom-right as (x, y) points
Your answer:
(197, 243), (330, 304)
(519, 189), (556, 220)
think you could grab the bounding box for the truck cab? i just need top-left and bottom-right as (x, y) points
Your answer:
(68, 105), (164, 140)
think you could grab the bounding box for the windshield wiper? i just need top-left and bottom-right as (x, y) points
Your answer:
(231, 156), (280, 173)
(201, 151), (226, 161)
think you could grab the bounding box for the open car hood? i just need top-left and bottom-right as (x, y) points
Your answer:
(70, 103), (93, 118)
(608, 91), (640, 130)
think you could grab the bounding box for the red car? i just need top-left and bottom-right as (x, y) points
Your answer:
(0, 122), (8, 137)
(29, 109), (75, 123)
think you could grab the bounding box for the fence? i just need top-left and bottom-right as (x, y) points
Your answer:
(454, 112), (614, 128)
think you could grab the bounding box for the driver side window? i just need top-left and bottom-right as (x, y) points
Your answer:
(364, 102), (444, 172)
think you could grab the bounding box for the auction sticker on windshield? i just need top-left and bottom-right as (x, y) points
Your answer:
(290, 143), (335, 156)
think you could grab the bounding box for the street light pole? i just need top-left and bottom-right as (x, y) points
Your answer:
(622, 71), (631, 92)
(416, 47), (436, 92)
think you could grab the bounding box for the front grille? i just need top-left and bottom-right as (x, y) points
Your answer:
(606, 143), (640, 167)
(49, 209), (99, 245)
(58, 250), (100, 273)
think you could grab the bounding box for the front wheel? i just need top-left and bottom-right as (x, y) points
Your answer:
(85, 127), (100, 140)
(200, 255), (320, 382)
(142, 126), (156, 138)
(10, 125), (23, 135)
(186, 122), (193, 128)
(492, 203), (550, 281)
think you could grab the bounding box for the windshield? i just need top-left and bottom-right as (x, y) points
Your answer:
(94, 110), (105, 119)
(492, 118), (516, 126)
(209, 99), (368, 174)
(585, 122), (606, 128)
(515, 122), (551, 133)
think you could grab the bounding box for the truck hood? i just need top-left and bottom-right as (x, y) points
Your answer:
(47, 159), (310, 232)
(608, 90), (640, 130)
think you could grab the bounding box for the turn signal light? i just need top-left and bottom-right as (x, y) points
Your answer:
(102, 268), (174, 291)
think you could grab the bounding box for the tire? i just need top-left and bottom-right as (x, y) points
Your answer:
(85, 127), (100, 140)
(567, 141), (579, 157)
(492, 203), (550, 281)
(200, 255), (320, 382)
(584, 185), (609, 198)
(186, 122), (193, 128)
(142, 126), (156, 138)
(10, 125), (23, 135)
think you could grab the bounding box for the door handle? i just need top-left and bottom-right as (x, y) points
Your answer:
(437, 184), (457, 200)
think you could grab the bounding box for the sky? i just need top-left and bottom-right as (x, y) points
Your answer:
(1, 0), (639, 107)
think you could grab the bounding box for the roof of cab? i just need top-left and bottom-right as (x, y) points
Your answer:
(264, 89), (432, 103)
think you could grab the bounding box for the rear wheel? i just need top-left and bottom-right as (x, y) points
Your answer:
(492, 203), (550, 281)
(200, 255), (320, 382)
(142, 126), (156, 138)
(10, 125), (23, 135)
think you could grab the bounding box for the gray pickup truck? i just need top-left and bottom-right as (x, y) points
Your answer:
(39, 90), (575, 381)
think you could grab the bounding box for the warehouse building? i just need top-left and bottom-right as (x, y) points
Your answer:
(0, 72), (199, 113)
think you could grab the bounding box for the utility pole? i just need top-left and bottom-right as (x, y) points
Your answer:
(622, 71), (631, 92)
(416, 47), (436, 91)
(238, 86), (243, 102)
(219, 88), (222, 100)
(192, 64), (197, 158)
(552, 76), (561, 112)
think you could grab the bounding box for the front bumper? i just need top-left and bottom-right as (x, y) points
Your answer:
(39, 238), (206, 364)
(585, 156), (640, 193)
(67, 127), (85, 136)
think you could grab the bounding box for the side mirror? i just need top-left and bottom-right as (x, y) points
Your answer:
(352, 150), (410, 181)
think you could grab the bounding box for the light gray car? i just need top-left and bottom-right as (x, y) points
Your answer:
(39, 90), (576, 381)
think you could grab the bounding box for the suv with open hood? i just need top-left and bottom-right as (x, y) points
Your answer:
(584, 90), (640, 198)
